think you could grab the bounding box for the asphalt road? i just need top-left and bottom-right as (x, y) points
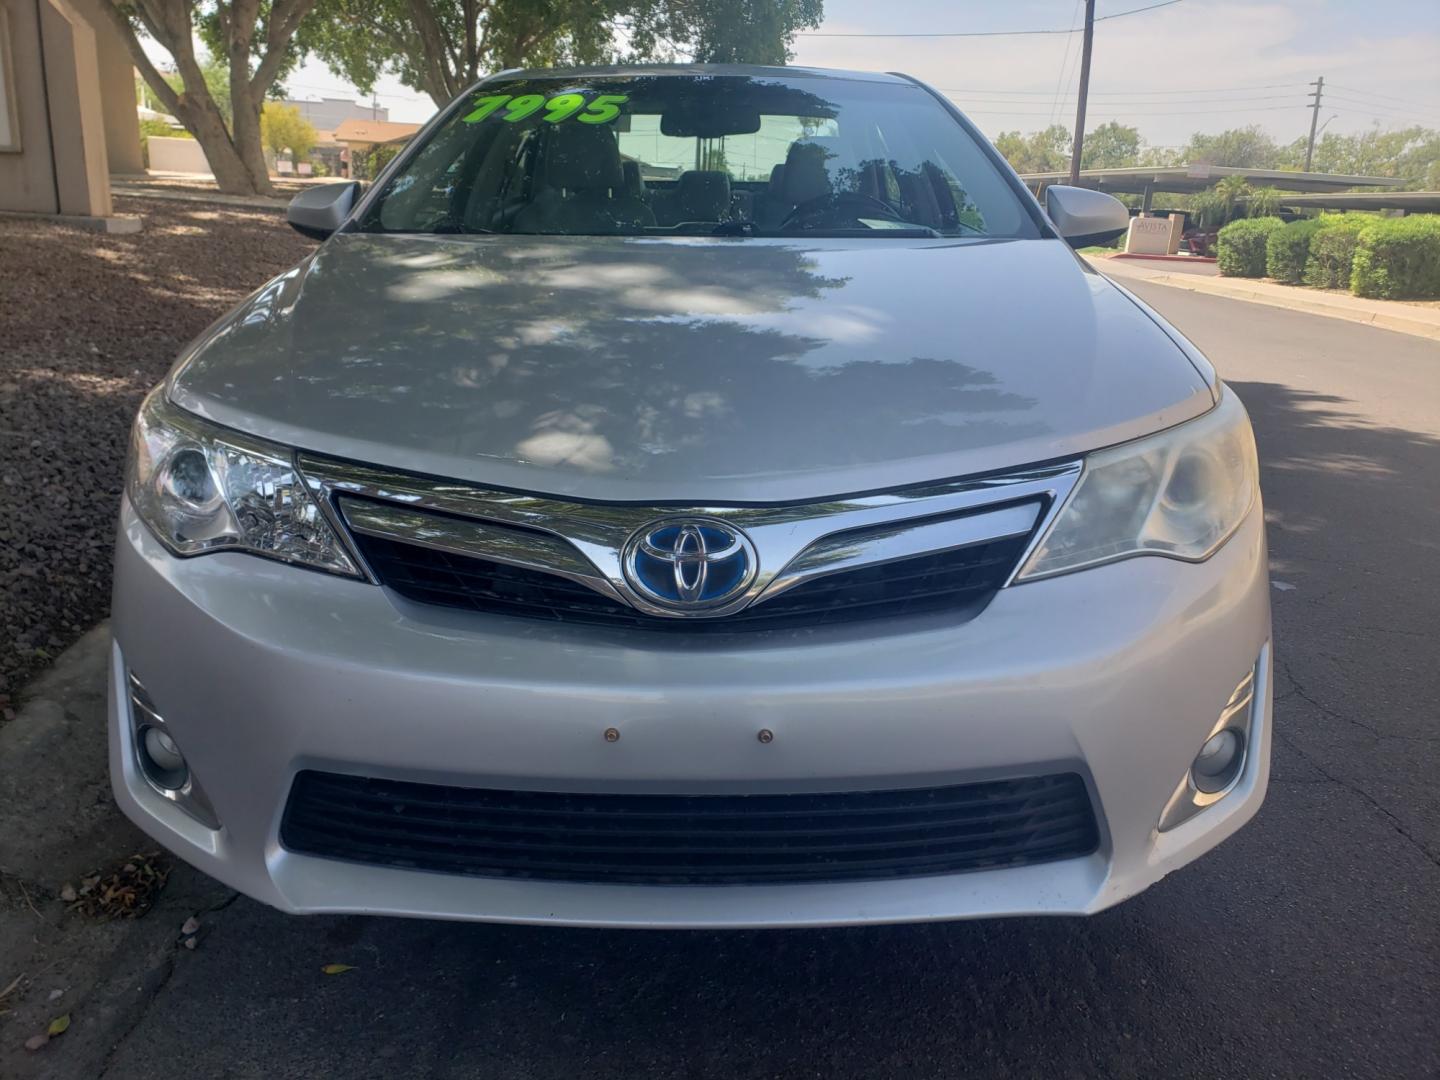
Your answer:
(94, 288), (1440, 1080)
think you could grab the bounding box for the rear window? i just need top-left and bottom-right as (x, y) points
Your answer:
(357, 73), (1038, 240)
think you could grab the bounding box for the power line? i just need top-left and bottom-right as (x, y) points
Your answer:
(1325, 84), (1420, 107)
(1093, 1), (1187, 25)
(283, 80), (428, 102)
(950, 92), (1307, 106)
(798, 0), (1183, 38)
(1323, 94), (1439, 125)
(936, 82), (1306, 97)
(958, 104), (1312, 117)
(1047, 0), (1084, 127)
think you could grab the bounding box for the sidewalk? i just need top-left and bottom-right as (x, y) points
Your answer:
(1089, 254), (1440, 343)
(0, 625), (231, 1080)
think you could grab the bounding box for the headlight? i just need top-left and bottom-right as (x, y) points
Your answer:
(1016, 389), (1257, 581)
(127, 387), (360, 577)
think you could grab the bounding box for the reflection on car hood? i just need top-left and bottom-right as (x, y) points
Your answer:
(169, 233), (1213, 503)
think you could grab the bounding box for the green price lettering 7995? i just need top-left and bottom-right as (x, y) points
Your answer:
(461, 93), (629, 125)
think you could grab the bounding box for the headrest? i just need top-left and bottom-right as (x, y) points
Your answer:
(621, 160), (646, 195)
(781, 142), (833, 205)
(768, 163), (787, 189)
(676, 170), (732, 219)
(541, 124), (624, 192)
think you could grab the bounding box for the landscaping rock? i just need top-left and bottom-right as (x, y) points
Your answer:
(0, 198), (316, 712)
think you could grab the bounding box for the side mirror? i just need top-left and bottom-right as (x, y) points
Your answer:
(1045, 185), (1130, 248)
(287, 181), (362, 241)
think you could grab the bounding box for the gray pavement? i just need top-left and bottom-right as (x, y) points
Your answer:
(4, 284), (1438, 1079)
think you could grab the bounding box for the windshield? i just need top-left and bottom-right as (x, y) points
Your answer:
(356, 73), (1039, 240)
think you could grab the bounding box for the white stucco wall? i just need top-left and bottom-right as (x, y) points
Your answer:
(147, 135), (211, 174)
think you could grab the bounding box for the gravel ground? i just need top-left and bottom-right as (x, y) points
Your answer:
(0, 196), (315, 708)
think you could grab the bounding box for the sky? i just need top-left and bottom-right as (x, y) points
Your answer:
(271, 0), (1440, 150)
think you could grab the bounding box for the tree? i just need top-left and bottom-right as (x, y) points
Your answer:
(163, 51), (233, 128)
(1181, 125), (1283, 168)
(1080, 121), (1140, 169)
(1293, 125), (1440, 190)
(1246, 185), (1282, 217)
(1138, 144), (1182, 167)
(302, 0), (613, 108)
(261, 102), (319, 160)
(304, 0), (824, 109)
(993, 125), (1071, 174)
(626, 0), (823, 64)
(98, 0), (317, 194)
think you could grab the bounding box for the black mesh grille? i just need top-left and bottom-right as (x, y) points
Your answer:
(353, 527), (1032, 632)
(281, 771), (1099, 885)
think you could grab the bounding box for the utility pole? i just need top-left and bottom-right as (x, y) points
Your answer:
(1304, 76), (1325, 172)
(1068, 0), (1096, 185)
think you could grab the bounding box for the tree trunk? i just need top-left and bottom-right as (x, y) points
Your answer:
(99, 0), (303, 197)
(230, 94), (275, 196)
(179, 100), (257, 195)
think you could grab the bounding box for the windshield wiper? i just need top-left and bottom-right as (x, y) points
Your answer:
(710, 219), (949, 239)
(781, 226), (946, 239)
(432, 220), (494, 235)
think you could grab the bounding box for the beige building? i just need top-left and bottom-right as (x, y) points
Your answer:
(0, 0), (142, 230)
(331, 118), (421, 177)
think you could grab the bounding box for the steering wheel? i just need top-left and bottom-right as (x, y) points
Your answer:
(778, 191), (905, 231)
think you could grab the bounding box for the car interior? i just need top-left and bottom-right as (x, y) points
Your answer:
(378, 95), (983, 237)
(453, 123), (971, 235)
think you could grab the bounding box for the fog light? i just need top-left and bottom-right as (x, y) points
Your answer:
(127, 671), (220, 828)
(144, 727), (185, 771)
(1191, 729), (1243, 794)
(139, 725), (189, 790)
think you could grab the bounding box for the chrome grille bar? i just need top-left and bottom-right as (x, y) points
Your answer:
(298, 455), (1082, 616)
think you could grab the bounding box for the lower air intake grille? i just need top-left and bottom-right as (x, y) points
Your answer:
(281, 771), (1099, 885)
(353, 529), (1032, 632)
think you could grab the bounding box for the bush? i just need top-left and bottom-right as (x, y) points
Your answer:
(1216, 217), (1284, 277)
(1350, 215), (1440, 299)
(354, 142), (403, 180)
(1303, 216), (1370, 289)
(1266, 218), (1325, 284)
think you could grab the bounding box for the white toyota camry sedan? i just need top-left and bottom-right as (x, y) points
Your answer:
(110, 64), (1270, 927)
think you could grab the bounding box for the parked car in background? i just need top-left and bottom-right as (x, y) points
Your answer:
(111, 65), (1270, 927)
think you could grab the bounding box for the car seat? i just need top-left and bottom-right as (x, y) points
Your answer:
(511, 125), (655, 234)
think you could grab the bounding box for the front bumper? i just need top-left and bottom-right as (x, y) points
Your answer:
(109, 497), (1272, 928)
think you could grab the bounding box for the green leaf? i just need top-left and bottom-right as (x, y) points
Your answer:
(48, 1014), (70, 1037)
(321, 963), (356, 975)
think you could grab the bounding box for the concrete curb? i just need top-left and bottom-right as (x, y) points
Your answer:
(0, 622), (234, 1080)
(1089, 258), (1440, 343)
(0, 624), (127, 883)
(111, 186), (289, 213)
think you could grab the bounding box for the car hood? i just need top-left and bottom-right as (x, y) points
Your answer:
(169, 233), (1213, 503)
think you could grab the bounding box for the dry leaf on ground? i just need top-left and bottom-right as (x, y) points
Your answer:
(69, 852), (171, 920)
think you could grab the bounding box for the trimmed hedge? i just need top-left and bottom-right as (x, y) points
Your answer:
(1304, 216), (1369, 289)
(1350, 215), (1440, 299)
(1216, 217), (1284, 277)
(1266, 219), (1326, 284)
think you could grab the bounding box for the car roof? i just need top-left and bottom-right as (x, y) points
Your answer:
(489, 64), (916, 86)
